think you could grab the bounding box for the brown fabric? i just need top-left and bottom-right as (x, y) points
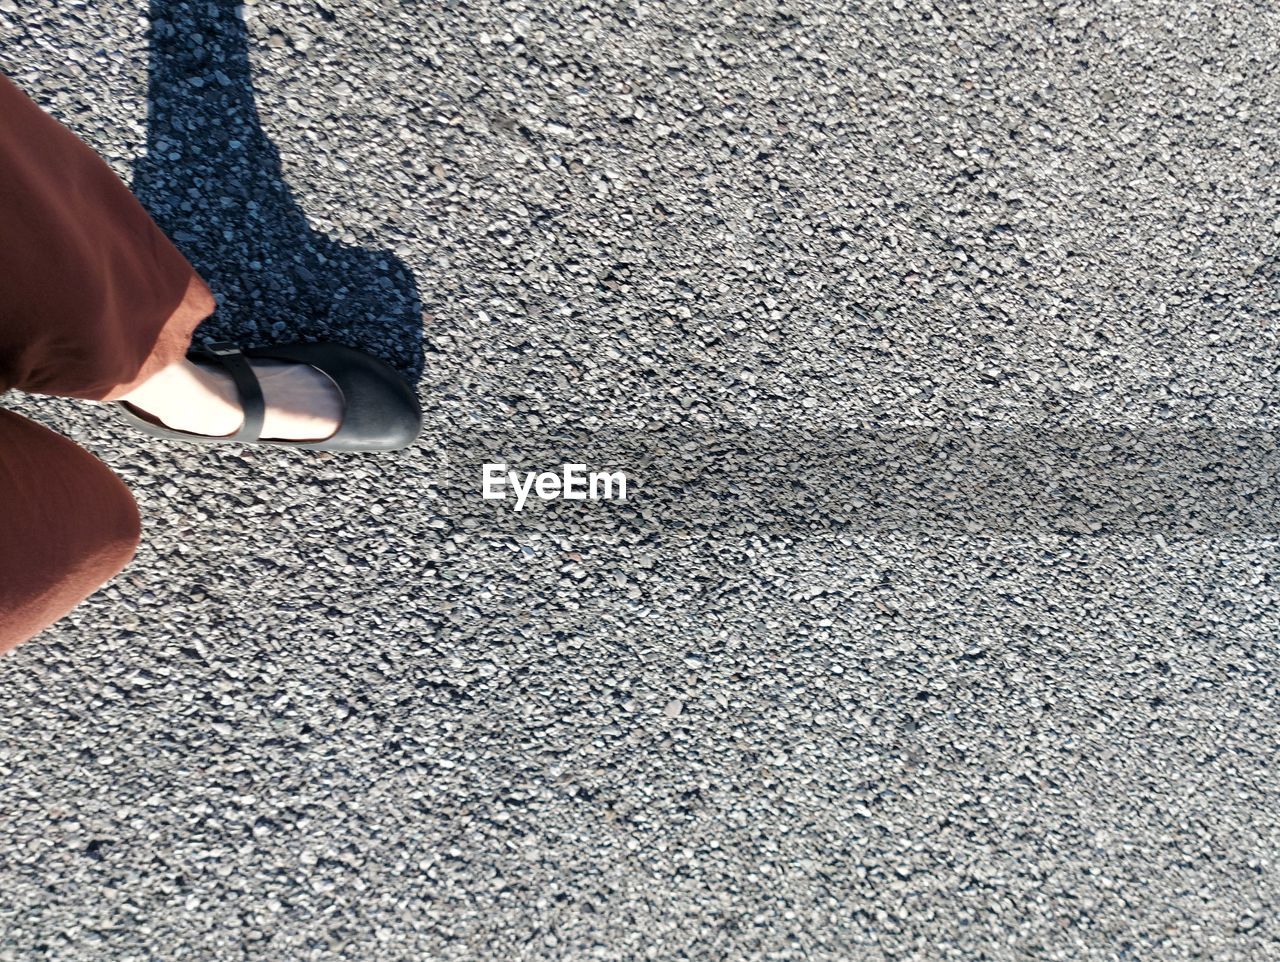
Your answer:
(0, 73), (214, 400)
(0, 411), (141, 654)
(0, 74), (213, 651)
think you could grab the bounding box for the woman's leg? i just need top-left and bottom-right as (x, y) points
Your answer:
(0, 74), (340, 438)
(0, 74), (214, 401)
(0, 70), (345, 650)
(0, 411), (140, 653)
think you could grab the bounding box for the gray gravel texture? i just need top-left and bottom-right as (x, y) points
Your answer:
(3, 0), (1280, 959)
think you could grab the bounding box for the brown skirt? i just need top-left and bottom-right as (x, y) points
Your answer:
(0, 74), (214, 652)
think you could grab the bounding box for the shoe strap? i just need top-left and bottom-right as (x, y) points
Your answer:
(200, 341), (266, 442)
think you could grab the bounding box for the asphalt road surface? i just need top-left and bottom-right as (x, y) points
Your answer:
(3, 1), (1279, 959)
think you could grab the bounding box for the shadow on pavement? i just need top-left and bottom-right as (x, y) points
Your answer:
(132, 0), (424, 382)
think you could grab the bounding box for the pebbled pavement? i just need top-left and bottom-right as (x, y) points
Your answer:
(2, 1), (1279, 959)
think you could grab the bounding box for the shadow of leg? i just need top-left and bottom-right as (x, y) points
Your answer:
(130, 0), (425, 382)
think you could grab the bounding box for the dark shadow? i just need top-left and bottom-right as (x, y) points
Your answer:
(131, 0), (424, 382)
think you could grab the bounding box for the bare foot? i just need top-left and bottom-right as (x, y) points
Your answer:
(118, 357), (343, 441)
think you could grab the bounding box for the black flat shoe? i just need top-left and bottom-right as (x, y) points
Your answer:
(117, 341), (421, 452)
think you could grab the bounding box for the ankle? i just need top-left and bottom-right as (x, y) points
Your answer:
(119, 359), (243, 436)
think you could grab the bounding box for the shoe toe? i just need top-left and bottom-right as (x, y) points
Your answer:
(340, 348), (422, 451)
(248, 342), (422, 452)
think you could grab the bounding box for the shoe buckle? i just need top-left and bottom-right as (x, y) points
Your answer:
(203, 340), (241, 357)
